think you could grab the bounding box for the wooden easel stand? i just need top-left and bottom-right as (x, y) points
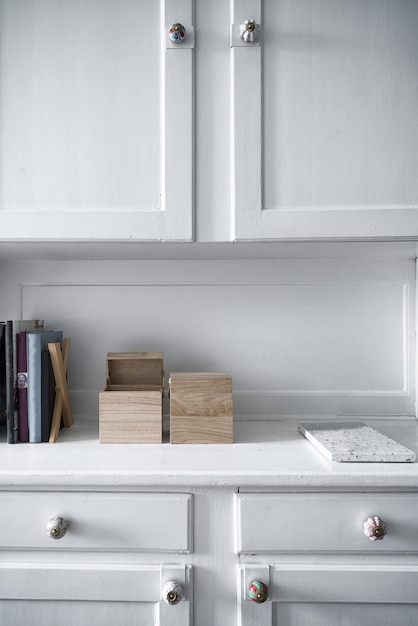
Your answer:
(48, 339), (74, 443)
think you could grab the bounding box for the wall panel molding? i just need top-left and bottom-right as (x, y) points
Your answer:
(17, 257), (415, 418)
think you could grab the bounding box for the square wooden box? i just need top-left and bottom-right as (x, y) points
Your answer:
(169, 372), (233, 444)
(99, 352), (164, 443)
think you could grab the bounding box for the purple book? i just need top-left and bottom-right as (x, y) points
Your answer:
(5, 321), (15, 443)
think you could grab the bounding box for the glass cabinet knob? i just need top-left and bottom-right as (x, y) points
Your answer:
(46, 516), (69, 540)
(161, 580), (184, 605)
(248, 580), (268, 603)
(363, 515), (387, 540)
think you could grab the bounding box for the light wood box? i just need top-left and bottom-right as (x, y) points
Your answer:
(99, 352), (164, 443)
(169, 372), (233, 444)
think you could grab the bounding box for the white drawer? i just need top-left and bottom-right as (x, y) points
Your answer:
(0, 492), (192, 552)
(235, 492), (418, 553)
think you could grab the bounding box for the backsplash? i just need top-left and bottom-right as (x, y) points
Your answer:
(1, 255), (415, 420)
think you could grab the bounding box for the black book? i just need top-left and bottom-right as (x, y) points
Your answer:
(41, 349), (56, 442)
(0, 323), (6, 430)
(1, 319), (45, 443)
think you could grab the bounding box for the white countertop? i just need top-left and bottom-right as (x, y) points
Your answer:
(0, 418), (417, 490)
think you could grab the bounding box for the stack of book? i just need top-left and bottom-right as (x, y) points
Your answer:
(0, 320), (64, 443)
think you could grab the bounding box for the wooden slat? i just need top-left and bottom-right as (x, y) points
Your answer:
(48, 339), (74, 442)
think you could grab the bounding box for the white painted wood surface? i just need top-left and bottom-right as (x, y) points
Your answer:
(13, 256), (416, 419)
(238, 564), (418, 626)
(0, 492), (192, 551)
(0, 563), (192, 626)
(0, 420), (416, 626)
(232, 0), (418, 240)
(0, 0), (194, 241)
(230, 0), (263, 238)
(1, 0), (417, 242)
(0, 6), (417, 623)
(235, 492), (418, 553)
(162, 0), (195, 241)
(0, 419), (417, 489)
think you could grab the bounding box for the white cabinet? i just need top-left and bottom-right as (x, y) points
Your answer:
(0, 421), (418, 625)
(236, 491), (418, 625)
(0, 490), (193, 626)
(1, 0), (417, 243)
(0, 0), (194, 241)
(2, 486), (417, 626)
(231, 0), (418, 240)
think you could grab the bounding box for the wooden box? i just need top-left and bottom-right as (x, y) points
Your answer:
(99, 352), (164, 443)
(169, 372), (233, 444)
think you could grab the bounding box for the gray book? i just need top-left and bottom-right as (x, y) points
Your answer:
(27, 330), (63, 443)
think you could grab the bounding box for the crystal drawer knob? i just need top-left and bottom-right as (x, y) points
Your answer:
(363, 516), (387, 540)
(248, 580), (268, 603)
(161, 580), (184, 605)
(168, 23), (186, 43)
(46, 516), (69, 540)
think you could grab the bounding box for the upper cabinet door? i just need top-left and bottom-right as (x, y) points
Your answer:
(231, 0), (418, 241)
(0, 0), (194, 241)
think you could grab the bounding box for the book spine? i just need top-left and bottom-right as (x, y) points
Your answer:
(27, 333), (42, 443)
(5, 321), (17, 443)
(17, 332), (29, 442)
(0, 323), (6, 428)
(41, 349), (55, 442)
(27, 330), (63, 443)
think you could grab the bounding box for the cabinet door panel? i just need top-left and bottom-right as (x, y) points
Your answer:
(0, 0), (194, 241)
(274, 604), (418, 626)
(0, 600), (156, 626)
(231, 0), (418, 240)
(238, 565), (418, 626)
(0, 563), (191, 626)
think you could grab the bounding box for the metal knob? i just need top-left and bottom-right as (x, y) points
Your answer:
(239, 19), (259, 43)
(161, 580), (184, 605)
(363, 516), (387, 541)
(248, 580), (268, 603)
(46, 516), (69, 540)
(168, 23), (186, 43)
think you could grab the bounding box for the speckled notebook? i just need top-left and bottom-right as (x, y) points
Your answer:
(298, 421), (416, 463)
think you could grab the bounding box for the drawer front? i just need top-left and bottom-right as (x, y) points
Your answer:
(0, 492), (192, 552)
(235, 493), (418, 553)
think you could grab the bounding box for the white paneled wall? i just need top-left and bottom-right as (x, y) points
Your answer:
(2, 255), (413, 420)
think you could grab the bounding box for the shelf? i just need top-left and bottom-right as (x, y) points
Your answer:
(0, 241), (418, 262)
(0, 418), (417, 490)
